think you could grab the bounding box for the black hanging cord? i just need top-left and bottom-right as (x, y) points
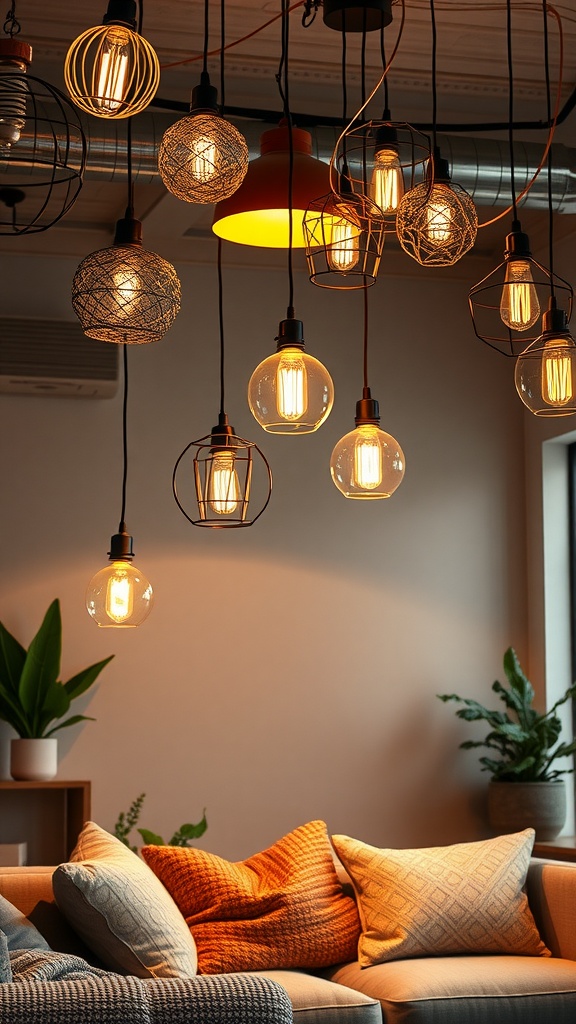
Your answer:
(380, 24), (389, 115)
(506, 0), (518, 223)
(220, 0), (225, 112)
(360, 21), (367, 117)
(119, 344), (129, 531)
(217, 237), (226, 416)
(3, 0), (20, 36)
(137, 0), (143, 36)
(430, 0), (438, 153)
(341, 19), (347, 129)
(202, 0), (209, 76)
(542, 0), (555, 295)
(126, 117), (134, 216)
(276, 0), (295, 316)
(363, 284), (369, 390)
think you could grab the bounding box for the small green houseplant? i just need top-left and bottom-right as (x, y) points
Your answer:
(438, 647), (576, 781)
(438, 647), (576, 839)
(114, 793), (208, 853)
(0, 599), (113, 780)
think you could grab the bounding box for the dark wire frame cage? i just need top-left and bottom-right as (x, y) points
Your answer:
(173, 431), (273, 529)
(72, 242), (182, 344)
(303, 189), (386, 289)
(0, 75), (86, 234)
(396, 177), (478, 267)
(334, 121), (432, 232)
(468, 259), (574, 357)
(64, 23), (160, 120)
(158, 112), (249, 204)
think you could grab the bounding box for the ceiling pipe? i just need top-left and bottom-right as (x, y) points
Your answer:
(3, 111), (575, 212)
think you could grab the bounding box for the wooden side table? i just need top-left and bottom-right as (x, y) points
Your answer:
(533, 836), (576, 862)
(0, 780), (90, 864)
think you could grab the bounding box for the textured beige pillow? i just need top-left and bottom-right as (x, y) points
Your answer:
(332, 828), (549, 965)
(53, 821), (197, 978)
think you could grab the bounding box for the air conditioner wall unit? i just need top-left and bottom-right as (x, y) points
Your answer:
(0, 318), (119, 398)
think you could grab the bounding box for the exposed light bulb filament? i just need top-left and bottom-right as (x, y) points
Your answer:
(190, 133), (218, 182)
(94, 27), (130, 112)
(500, 260), (540, 331)
(208, 450), (240, 514)
(105, 562), (134, 623)
(113, 268), (141, 315)
(277, 349), (308, 420)
(370, 148), (404, 214)
(327, 205), (361, 272)
(426, 193), (453, 244)
(354, 426), (382, 489)
(543, 338), (574, 407)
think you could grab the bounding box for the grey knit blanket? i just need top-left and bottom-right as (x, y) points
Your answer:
(0, 949), (293, 1024)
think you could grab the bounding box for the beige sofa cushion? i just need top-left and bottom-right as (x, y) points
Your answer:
(249, 969), (381, 1024)
(325, 954), (576, 1024)
(332, 828), (548, 965)
(53, 821), (197, 978)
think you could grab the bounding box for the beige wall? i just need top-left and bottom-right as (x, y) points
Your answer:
(0, 245), (529, 860)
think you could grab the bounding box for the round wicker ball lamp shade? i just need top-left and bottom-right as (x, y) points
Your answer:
(64, 0), (160, 120)
(396, 179), (478, 267)
(159, 112), (249, 203)
(72, 217), (181, 344)
(212, 123), (331, 248)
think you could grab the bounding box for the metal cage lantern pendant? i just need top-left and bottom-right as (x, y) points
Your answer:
(396, 151), (478, 267)
(64, 0), (160, 119)
(173, 414), (272, 529)
(0, 37), (86, 235)
(304, 180), (385, 289)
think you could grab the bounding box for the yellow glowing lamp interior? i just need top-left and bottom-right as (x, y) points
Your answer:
(354, 426), (382, 489)
(542, 338), (574, 407)
(113, 268), (141, 315)
(207, 450), (240, 514)
(214, 209), (338, 248)
(327, 205), (361, 272)
(94, 27), (131, 112)
(500, 260), (540, 331)
(276, 349), (308, 419)
(106, 562), (134, 623)
(370, 148), (405, 213)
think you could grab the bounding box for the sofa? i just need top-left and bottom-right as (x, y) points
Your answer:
(0, 820), (575, 1024)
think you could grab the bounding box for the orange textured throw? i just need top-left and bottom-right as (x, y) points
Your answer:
(142, 820), (361, 974)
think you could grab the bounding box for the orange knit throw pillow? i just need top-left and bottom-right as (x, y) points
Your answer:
(142, 820), (360, 974)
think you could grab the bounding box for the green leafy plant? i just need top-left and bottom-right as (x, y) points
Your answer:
(0, 599), (113, 739)
(114, 793), (208, 853)
(438, 647), (576, 782)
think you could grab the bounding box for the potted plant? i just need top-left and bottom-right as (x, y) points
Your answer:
(0, 599), (113, 780)
(438, 647), (576, 840)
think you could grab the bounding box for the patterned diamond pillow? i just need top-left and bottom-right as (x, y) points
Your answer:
(331, 827), (549, 965)
(142, 819), (361, 974)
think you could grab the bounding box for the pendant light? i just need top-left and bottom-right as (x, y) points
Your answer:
(303, 21), (385, 289)
(248, 0), (334, 434)
(0, 1), (86, 235)
(330, 286), (405, 498)
(158, 0), (248, 204)
(514, 1), (575, 417)
(64, 0), (159, 120)
(396, 0), (477, 267)
(468, 0), (572, 356)
(72, 119), (181, 344)
(173, 240), (272, 528)
(86, 347), (154, 626)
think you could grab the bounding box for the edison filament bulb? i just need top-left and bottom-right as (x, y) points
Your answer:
(370, 147), (405, 214)
(500, 260), (540, 331)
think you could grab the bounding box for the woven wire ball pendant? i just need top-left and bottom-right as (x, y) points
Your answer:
(159, 113), (249, 203)
(396, 180), (478, 267)
(72, 244), (181, 344)
(64, 23), (160, 119)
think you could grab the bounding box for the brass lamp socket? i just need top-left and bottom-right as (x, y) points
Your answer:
(0, 38), (32, 65)
(505, 221), (532, 260)
(355, 387), (380, 426)
(109, 527), (134, 561)
(541, 301), (570, 337)
(209, 412), (237, 453)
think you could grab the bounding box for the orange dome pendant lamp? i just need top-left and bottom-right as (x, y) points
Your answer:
(212, 121), (331, 248)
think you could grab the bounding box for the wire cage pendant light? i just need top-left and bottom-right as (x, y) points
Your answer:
(64, 0), (160, 120)
(173, 240), (272, 528)
(0, 18), (86, 235)
(72, 119), (181, 345)
(303, 182), (385, 289)
(158, 0), (248, 204)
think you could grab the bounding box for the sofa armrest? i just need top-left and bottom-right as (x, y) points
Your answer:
(0, 971), (293, 1024)
(527, 858), (576, 960)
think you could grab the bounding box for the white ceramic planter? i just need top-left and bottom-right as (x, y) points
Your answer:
(10, 738), (58, 781)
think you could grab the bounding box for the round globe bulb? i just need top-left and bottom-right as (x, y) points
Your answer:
(396, 180), (477, 266)
(248, 347), (334, 434)
(515, 329), (576, 417)
(330, 423), (405, 498)
(86, 560), (153, 627)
